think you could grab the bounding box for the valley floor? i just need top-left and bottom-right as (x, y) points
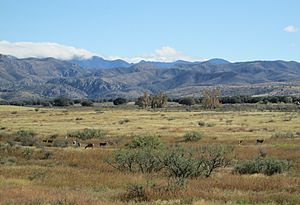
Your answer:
(0, 105), (299, 204)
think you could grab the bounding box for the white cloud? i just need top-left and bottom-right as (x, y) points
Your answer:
(109, 46), (203, 63)
(0, 40), (95, 60)
(0, 41), (203, 63)
(283, 25), (298, 33)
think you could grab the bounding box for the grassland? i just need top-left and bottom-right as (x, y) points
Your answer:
(0, 105), (299, 205)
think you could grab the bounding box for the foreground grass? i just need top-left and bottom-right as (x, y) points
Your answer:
(0, 105), (299, 204)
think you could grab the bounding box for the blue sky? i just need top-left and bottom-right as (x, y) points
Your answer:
(0, 0), (299, 62)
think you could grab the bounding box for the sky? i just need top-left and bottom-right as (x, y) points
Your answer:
(0, 0), (299, 62)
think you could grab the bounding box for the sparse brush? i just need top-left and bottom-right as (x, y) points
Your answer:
(183, 131), (203, 142)
(67, 128), (107, 140)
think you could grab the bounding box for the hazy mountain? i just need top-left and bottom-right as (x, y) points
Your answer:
(203, 58), (231, 65)
(135, 60), (201, 69)
(70, 56), (131, 69)
(1, 54), (300, 100)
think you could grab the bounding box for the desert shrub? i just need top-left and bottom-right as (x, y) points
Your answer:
(52, 139), (69, 147)
(178, 97), (196, 106)
(119, 118), (130, 124)
(0, 156), (17, 165)
(198, 121), (206, 127)
(113, 148), (164, 173)
(235, 157), (291, 176)
(67, 128), (107, 140)
(22, 148), (34, 160)
(183, 131), (203, 142)
(163, 144), (233, 180)
(112, 135), (165, 173)
(163, 146), (204, 181)
(206, 122), (216, 127)
(28, 171), (47, 181)
(40, 149), (53, 160)
(113, 149), (137, 172)
(15, 130), (37, 146)
(134, 147), (165, 173)
(53, 97), (73, 106)
(121, 184), (148, 202)
(272, 131), (296, 139)
(199, 144), (233, 177)
(81, 100), (93, 106)
(128, 134), (163, 149)
(113, 97), (127, 105)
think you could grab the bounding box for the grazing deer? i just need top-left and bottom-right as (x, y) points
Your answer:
(85, 143), (94, 149)
(99, 142), (107, 147)
(72, 140), (80, 147)
(256, 139), (264, 144)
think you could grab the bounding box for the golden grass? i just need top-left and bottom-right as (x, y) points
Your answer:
(0, 105), (299, 204)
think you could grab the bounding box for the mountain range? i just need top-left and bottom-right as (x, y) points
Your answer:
(1, 53), (300, 100)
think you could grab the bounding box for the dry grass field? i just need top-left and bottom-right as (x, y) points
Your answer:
(0, 105), (300, 205)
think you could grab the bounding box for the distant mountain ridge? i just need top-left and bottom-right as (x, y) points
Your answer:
(70, 56), (131, 69)
(0, 54), (300, 100)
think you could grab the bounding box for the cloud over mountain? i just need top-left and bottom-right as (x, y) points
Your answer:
(0, 41), (202, 63)
(0, 40), (95, 60)
(118, 46), (203, 63)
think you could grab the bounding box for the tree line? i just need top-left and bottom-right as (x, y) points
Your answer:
(1, 88), (300, 108)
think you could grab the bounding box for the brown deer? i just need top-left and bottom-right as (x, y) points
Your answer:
(85, 143), (94, 149)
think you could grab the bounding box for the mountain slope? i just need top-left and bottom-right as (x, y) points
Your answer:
(1, 54), (300, 100)
(70, 56), (131, 69)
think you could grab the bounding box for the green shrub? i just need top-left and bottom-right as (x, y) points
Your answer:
(199, 144), (234, 177)
(121, 184), (148, 202)
(119, 118), (130, 124)
(163, 146), (204, 181)
(113, 149), (137, 172)
(22, 148), (34, 160)
(67, 128), (107, 140)
(52, 139), (69, 147)
(128, 134), (163, 149)
(113, 97), (127, 105)
(81, 100), (93, 107)
(15, 130), (37, 146)
(113, 148), (164, 173)
(183, 131), (203, 142)
(235, 157), (291, 176)
(198, 121), (206, 127)
(0, 156), (17, 165)
(272, 131), (296, 139)
(206, 122), (216, 127)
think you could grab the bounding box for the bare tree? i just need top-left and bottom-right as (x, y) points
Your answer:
(202, 88), (221, 109)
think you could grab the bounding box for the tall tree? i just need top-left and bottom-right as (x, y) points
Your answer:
(202, 88), (221, 109)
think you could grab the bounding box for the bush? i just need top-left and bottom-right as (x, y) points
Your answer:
(121, 184), (148, 202)
(53, 139), (69, 147)
(0, 156), (17, 165)
(119, 118), (130, 124)
(15, 130), (37, 146)
(178, 97), (196, 106)
(112, 135), (165, 173)
(113, 97), (127, 105)
(163, 146), (204, 180)
(183, 131), (203, 142)
(198, 121), (206, 127)
(199, 144), (233, 177)
(128, 135), (163, 149)
(81, 100), (93, 107)
(22, 148), (34, 160)
(272, 131), (297, 139)
(67, 128), (107, 140)
(53, 97), (73, 106)
(235, 157), (291, 176)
